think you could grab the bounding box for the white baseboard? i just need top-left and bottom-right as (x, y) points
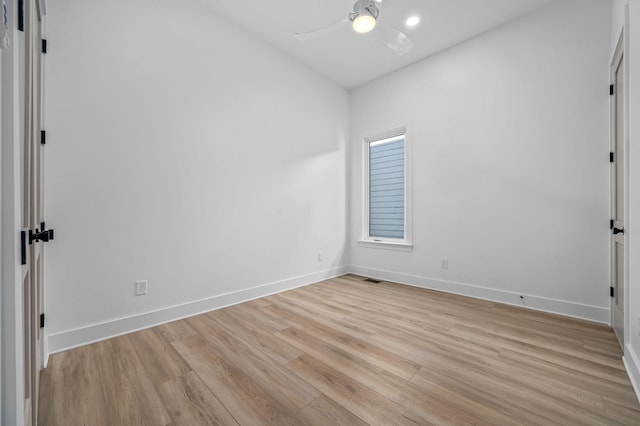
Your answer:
(349, 265), (610, 324)
(47, 266), (349, 354)
(624, 344), (640, 403)
(46, 263), (611, 356)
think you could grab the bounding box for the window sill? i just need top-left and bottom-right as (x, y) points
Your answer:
(357, 240), (413, 252)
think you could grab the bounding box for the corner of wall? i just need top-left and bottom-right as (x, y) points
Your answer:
(47, 266), (349, 354)
(348, 265), (610, 324)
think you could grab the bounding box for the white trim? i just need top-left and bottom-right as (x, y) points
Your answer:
(37, 0), (47, 18)
(46, 263), (614, 355)
(349, 265), (610, 324)
(47, 266), (349, 354)
(40, 11), (48, 371)
(624, 344), (640, 403)
(356, 240), (413, 252)
(622, 3), (632, 356)
(0, 29), (3, 423)
(1, 0), (25, 423)
(362, 126), (412, 248)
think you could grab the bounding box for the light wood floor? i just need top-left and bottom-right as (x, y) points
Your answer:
(39, 275), (640, 425)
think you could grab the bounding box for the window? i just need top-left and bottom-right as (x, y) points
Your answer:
(361, 128), (412, 250)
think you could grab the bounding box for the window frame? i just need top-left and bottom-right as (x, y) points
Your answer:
(359, 126), (412, 251)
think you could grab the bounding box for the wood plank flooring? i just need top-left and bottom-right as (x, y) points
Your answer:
(39, 275), (640, 425)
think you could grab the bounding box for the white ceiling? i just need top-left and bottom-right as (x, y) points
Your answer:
(198, 0), (559, 89)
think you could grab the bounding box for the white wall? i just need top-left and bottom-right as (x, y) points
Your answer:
(611, 0), (640, 400)
(43, 0), (625, 362)
(44, 0), (349, 352)
(349, 0), (612, 322)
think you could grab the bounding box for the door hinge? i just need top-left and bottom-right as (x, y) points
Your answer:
(20, 230), (27, 265)
(29, 222), (55, 244)
(40, 130), (46, 145)
(42, 39), (47, 54)
(610, 152), (614, 163)
(18, 0), (24, 32)
(40, 313), (45, 328)
(610, 286), (615, 298)
(610, 84), (614, 96)
(610, 219), (614, 230)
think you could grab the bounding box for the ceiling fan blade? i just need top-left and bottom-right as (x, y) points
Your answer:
(375, 23), (414, 56)
(294, 17), (349, 41)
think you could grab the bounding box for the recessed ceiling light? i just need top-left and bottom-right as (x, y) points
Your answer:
(406, 16), (420, 27)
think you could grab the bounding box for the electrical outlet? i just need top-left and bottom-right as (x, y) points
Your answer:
(135, 280), (148, 296)
(440, 258), (448, 269)
(317, 252), (324, 262)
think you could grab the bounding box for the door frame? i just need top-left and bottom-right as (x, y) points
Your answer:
(610, 24), (630, 347)
(2, 0), (28, 424)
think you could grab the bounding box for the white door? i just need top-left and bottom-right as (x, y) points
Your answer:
(611, 36), (625, 349)
(21, 0), (45, 424)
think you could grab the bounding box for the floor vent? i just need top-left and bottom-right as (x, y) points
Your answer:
(363, 278), (382, 284)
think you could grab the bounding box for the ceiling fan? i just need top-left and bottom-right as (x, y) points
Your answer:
(294, 0), (414, 56)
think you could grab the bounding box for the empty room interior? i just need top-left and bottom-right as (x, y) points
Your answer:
(2, 0), (640, 424)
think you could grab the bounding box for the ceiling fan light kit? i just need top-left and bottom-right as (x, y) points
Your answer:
(294, 0), (414, 56)
(352, 14), (377, 33)
(350, 0), (379, 34)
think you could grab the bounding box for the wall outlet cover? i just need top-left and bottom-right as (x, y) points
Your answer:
(135, 280), (148, 296)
